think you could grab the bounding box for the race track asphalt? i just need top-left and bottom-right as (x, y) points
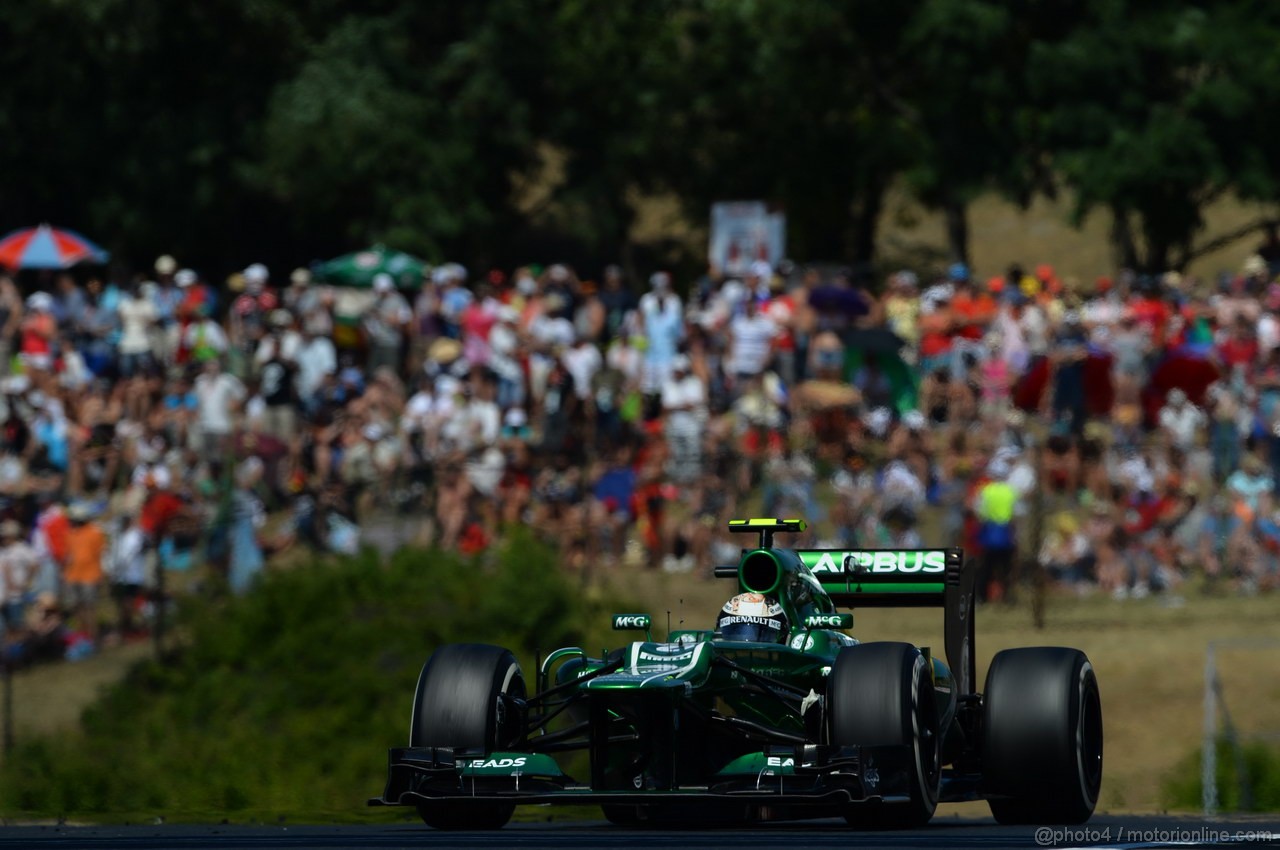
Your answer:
(0, 815), (1276, 850)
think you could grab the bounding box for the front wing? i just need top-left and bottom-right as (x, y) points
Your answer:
(368, 743), (961, 809)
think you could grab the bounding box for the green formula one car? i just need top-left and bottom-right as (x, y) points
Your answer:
(370, 518), (1103, 829)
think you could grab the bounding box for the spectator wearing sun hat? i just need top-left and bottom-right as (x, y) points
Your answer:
(283, 267), (322, 319)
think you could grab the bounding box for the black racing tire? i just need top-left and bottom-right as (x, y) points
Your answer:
(410, 643), (526, 830)
(827, 642), (941, 829)
(982, 647), (1103, 825)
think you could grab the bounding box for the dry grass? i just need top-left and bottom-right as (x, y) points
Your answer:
(634, 184), (1278, 279)
(881, 190), (1276, 280)
(2, 641), (152, 745)
(601, 566), (1280, 814)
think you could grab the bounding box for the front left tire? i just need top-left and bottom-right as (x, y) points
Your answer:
(827, 641), (941, 828)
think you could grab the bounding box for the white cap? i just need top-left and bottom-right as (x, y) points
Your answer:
(67, 502), (95, 522)
(290, 267), (311, 285)
(749, 259), (773, 279)
(863, 407), (892, 437)
(435, 375), (460, 397)
(133, 464), (171, 489)
(902, 410), (926, 431)
(26, 292), (54, 312)
(175, 269), (197, 287)
(504, 408), (528, 429)
(548, 264), (570, 282)
(372, 273), (394, 293)
(431, 262), (466, 284)
(672, 354), (691, 372)
(362, 422), (386, 441)
(155, 255), (177, 275)
(720, 279), (747, 305)
(244, 263), (269, 284)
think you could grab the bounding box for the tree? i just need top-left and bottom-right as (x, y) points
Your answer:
(258, 0), (553, 267)
(1028, 0), (1280, 272)
(893, 0), (1047, 265)
(651, 0), (917, 268)
(0, 0), (307, 272)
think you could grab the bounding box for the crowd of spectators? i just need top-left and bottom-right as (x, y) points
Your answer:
(3, 243), (1279, 667)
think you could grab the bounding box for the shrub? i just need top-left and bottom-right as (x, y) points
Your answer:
(0, 533), (628, 821)
(1162, 738), (1280, 812)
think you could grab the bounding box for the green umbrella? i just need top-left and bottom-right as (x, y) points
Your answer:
(314, 244), (427, 289)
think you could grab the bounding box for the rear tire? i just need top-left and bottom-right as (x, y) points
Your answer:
(410, 643), (526, 830)
(827, 642), (940, 829)
(983, 647), (1102, 825)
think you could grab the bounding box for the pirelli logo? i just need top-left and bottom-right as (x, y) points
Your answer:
(799, 550), (948, 574)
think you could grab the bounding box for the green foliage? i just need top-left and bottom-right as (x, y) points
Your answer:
(0, 533), (626, 821)
(5, 0), (1280, 272)
(1162, 739), (1280, 812)
(1028, 0), (1280, 270)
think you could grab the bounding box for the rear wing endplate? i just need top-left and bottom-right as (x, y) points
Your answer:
(796, 548), (976, 696)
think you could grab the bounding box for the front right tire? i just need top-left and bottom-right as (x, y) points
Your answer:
(410, 643), (526, 830)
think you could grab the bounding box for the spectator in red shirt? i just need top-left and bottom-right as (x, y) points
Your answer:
(1218, 316), (1259, 376)
(139, 467), (183, 543)
(1129, 283), (1173, 351)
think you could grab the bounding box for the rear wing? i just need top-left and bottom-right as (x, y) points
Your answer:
(797, 548), (976, 697)
(796, 549), (961, 608)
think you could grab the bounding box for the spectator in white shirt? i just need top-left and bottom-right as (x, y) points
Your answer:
(296, 325), (337, 409)
(193, 358), (245, 456)
(661, 355), (706, 481)
(562, 337), (603, 403)
(116, 282), (157, 377)
(726, 297), (777, 385)
(0, 519), (38, 630)
(1158, 389), (1205, 450)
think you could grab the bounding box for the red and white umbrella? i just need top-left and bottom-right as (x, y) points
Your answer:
(0, 223), (109, 270)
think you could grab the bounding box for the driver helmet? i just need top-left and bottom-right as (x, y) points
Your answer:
(717, 593), (789, 643)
